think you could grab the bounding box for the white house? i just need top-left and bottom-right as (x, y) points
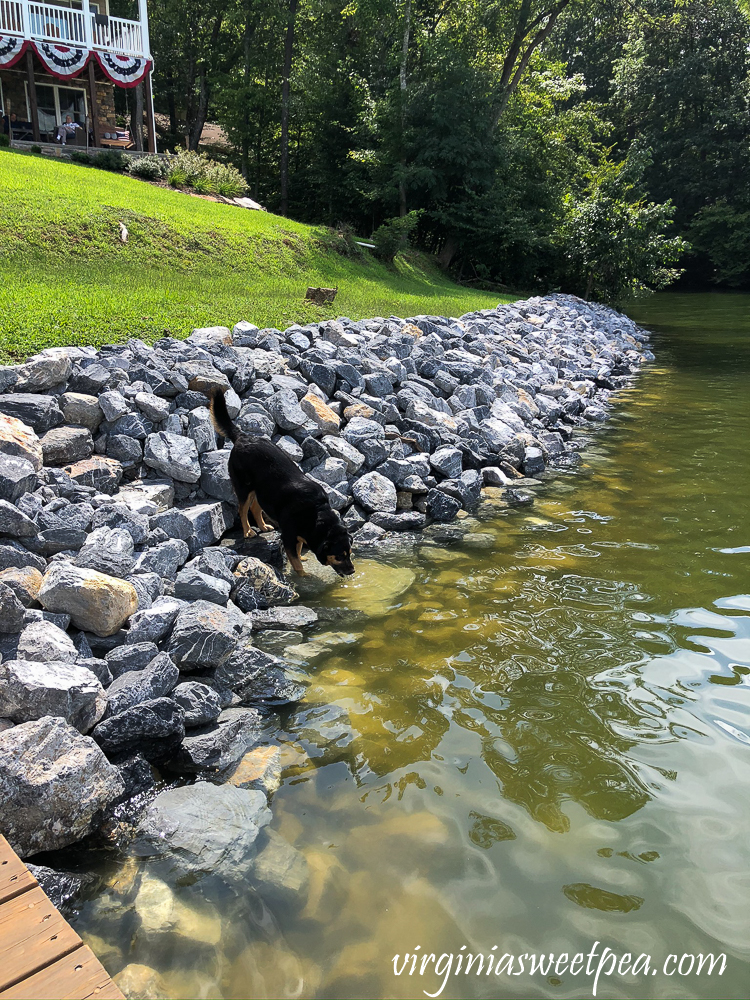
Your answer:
(0, 0), (156, 150)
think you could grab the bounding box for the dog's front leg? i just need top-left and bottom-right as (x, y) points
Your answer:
(284, 545), (307, 575)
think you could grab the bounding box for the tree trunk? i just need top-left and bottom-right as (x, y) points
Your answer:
(240, 10), (253, 181)
(165, 69), (177, 136)
(280, 0), (300, 216)
(437, 234), (458, 270)
(189, 64), (210, 150)
(132, 81), (144, 151)
(398, 0), (411, 217)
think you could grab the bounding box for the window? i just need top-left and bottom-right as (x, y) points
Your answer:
(28, 83), (87, 138)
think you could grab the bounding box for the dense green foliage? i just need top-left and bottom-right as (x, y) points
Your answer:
(124, 0), (750, 297)
(0, 151), (506, 361)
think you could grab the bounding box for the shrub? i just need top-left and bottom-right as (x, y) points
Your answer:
(371, 210), (422, 264)
(167, 167), (188, 188)
(0, 133), (10, 148)
(128, 154), (166, 181)
(164, 149), (247, 197)
(70, 149), (93, 166)
(314, 224), (366, 260)
(30, 144), (41, 155)
(94, 150), (127, 172)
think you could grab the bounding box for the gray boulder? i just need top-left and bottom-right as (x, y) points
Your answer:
(351, 471), (398, 513)
(429, 446), (463, 479)
(215, 644), (305, 706)
(16, 620), (77, 663)
(168, 601), (243, 671)
(0, 456), (37, 503)
(199, 450), (234, 502)
(106, 641), (160, 678)
(0, 582), (25, 633)
(0, 393), (63, 433)
(12, 353), (72, 393)
(0, 660), (106, 732)
(0, 716), (124, 856)
(231, 557), (297, 612)
(167, 707), (263, 775)
(125, 600), (182, 646)
(134, 538), (190, 578)
(91, 503), (149, 546)
(144, 432), (201, 483)
(174, 565), (232, 605)
(181, 502), (234, 554)
(75, 526), (136, 578)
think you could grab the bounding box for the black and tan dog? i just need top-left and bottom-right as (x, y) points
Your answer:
(210, 389), (355, 576)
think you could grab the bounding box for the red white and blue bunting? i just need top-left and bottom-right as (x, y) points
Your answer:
(0, 36), (150, 86)
(33, 40), (89, 79)
(94, 51), (151, 88)
(0, 34), (28, 69)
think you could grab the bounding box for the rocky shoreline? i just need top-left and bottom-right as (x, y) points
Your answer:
(0, 294), (651, 912)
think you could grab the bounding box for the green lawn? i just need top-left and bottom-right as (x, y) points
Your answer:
(0, 150), (510, 362)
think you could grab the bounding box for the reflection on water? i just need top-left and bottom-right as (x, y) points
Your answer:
(73, 293), (750, 999)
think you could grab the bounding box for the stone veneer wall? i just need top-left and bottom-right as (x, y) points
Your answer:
(1, 69), (117, 135)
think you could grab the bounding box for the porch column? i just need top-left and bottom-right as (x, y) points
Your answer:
(88, 60), (101, 148)
(25, 49), (40, 142)
(138, 0), (150, 58)
(81, 0), (93, 48)
(143, 71), (156, 152)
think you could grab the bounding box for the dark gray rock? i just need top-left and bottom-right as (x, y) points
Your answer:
(106, 434), (142, 467)
(0, 499), (36, 537)
(167, 707), (263, 775)
(429, 446), (463, 479)
(0, 582), (25, 632)
(98, 390), (130, 423)
(26, 864), (100, 914)
(426, 488), (461, 522)
(369, 510), (427, 531)
(40, 427), (94, 467)
(0, 456), (37, 503)
(0, 394), (63, 433)
(92, 697), (186, 761)
(181, 502), (233, 554)
(0, 541), (46, 573)
(133, 539), (190, 578)
(144, 432), (201, 482)
(91, 503), (149, 546)
(126, 572), (162, 611)
(64, 457), (123, 495)
(125, 599), (182, 646)
(352, 471), (397, 513)
(105, 641), (160, 678)
(198, 450), (234, 502)
(172, 681), (222, 728)
(103, 652), (179, 719)
(231, 557), (297, 612)
(16, 620), (77, 663)
(215, 645), (304, 706)
(174, 565), (232, 604)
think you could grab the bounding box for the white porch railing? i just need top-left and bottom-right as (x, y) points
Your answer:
(91, 14), (143, 57)
(0, 0), (147, 57)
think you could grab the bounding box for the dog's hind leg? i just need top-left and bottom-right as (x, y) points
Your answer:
(296, 537), (308, 562)
(249, 493), (273, 533)
(237, 492), (253, 538)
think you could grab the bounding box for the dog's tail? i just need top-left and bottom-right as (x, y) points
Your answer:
(210, 388), (238, 442)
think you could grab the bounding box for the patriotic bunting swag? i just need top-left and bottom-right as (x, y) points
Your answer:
(0, 35), (27, 69)
(33, 41), (89, 78)
(95, 51), (151, 87)
(0, 38), (150, 85)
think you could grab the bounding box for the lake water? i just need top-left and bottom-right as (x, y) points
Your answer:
(73, 292), (750, 999)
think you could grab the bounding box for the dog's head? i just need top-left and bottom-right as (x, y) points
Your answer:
(315, 519), (355, 576)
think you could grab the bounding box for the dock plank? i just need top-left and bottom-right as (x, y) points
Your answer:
(0, 837), (123, 999)
(0, 842), (37, 906)
(0, 945), (123, 1000)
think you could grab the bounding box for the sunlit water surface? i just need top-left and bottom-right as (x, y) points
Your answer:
(72, 293), (750, 999)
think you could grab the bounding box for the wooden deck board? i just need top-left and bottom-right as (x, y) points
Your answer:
(0, 837), (123, 1000)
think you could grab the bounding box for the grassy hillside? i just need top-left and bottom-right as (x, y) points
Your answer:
(0, 150), (509, 362)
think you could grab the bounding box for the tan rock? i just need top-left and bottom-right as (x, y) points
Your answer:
(227, 745), (282, 796)
(0, 414), (42, 471)
(134, 873), (222, 949)
(64, 456), (123, 494)
(300, 392), (340, 434)
(402, 322), (423, 339)
(114, 963), (169, 999)
(0, 566), (43, 607)
(39, 562), (138, 636)
(343, 402), (378, 423)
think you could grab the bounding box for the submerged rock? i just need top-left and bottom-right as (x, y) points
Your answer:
(138, 782), (271, 881)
